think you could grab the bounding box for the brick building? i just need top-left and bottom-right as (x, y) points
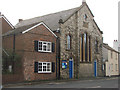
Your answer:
(2, 22), (58, 83)
(0, 13), (14, 34)
(3, 0), (104, 83)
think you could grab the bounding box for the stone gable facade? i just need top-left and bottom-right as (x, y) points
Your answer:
(59, 3), (103, 79)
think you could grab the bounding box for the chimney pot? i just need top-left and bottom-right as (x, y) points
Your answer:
(82, 0), (86, 4)
(19, 19), (23, 22)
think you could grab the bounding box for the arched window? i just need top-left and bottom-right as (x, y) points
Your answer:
(84, 33), (87, 62)
(67, 35), (71, 50)
(81, 34), (84, 62)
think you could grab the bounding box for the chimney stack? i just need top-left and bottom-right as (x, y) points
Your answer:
(19, 19), (23, 22)
(82, 0), (86, 4)
(0, 12), (1, 16)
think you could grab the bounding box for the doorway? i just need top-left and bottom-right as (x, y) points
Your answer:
(94, 60), (97, 77)
(69, 58), (73, 79)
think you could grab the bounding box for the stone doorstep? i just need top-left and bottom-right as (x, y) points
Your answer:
(3, 76), (119, 88)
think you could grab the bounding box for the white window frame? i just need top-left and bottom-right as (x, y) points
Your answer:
(38, 62), (51, 73)
(38, 41), (52, 52)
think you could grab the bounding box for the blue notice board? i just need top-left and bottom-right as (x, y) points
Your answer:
(62, 60), (67, 69)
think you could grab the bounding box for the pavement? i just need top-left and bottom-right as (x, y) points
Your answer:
(3, 76), (120, 88)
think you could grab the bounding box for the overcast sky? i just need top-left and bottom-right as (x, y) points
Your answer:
(0, 0), (119, 47)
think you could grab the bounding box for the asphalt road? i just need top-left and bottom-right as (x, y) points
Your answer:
(4, 77), (120, 88)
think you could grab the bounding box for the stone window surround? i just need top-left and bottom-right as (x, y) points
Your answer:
(65, 33), (72, 51)
(83, 14), (88, 21)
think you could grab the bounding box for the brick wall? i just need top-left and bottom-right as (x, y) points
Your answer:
(2, 17), (13, 34)
(21, 24), (57, 81)
(2, 23), (57, 83)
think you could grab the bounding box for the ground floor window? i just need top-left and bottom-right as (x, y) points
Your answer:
(38, 62), (51, 73)
(34, 62), (55, 73)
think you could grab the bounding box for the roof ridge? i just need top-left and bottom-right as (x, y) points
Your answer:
(19, 6), (80, 23)
(103, 43), (119, 53)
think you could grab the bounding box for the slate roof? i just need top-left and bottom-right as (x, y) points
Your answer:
(3, 6), (82, 36)
(103, 43), (119, 53)
(3, 22), (39, 36)
(3, 2), (102, 36)
(15, 7), (81, 30)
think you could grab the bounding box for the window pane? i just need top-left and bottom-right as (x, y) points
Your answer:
(81, 36), (83, 62)
(39, 42), (42, 45)
(39, 63), (42, 65)
(47, 43), (51, 51)
(43, 65), (46, 71)
(47, 65), (50, 68)
(47, 63), (50, 66)
(47, 68), (50, 71)
(43, 42), (46, 44)
(38, 42), (42, 50)
(43, 63), (46, 65)
(84, 33), (87, 62)
(43, 45), (47, 51)
(67, 35), (70, 49)
(38, 62), (51, 73)
(38, 66), (42, 68)
(38, 69), (42, 71)
(43, 66), (46, 68)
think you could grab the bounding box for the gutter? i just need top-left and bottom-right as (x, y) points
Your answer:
(56, 37), (60, 79)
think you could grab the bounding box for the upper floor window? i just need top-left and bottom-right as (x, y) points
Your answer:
(38, 41), (51, 52)
(34, 41), (55, 53)
(67, 35), (71, 50)
(80, 34), (91, 62)
(84, 33), (88, 61)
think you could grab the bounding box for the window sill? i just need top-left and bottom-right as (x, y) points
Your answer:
(38, 50), (52, 53)
(95, 52), (100, 54)
(66, 49), (71, 51)
(80, 61), (92, 63)
(38, 72), (52, 74)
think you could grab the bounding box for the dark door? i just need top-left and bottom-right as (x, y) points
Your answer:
(94, 60), (97, 77)
(69, 60), (73, 79)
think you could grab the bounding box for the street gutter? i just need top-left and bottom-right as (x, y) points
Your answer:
(3, 76), (119, 88)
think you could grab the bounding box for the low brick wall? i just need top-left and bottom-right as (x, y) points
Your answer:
(2, 74), (24, 84)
